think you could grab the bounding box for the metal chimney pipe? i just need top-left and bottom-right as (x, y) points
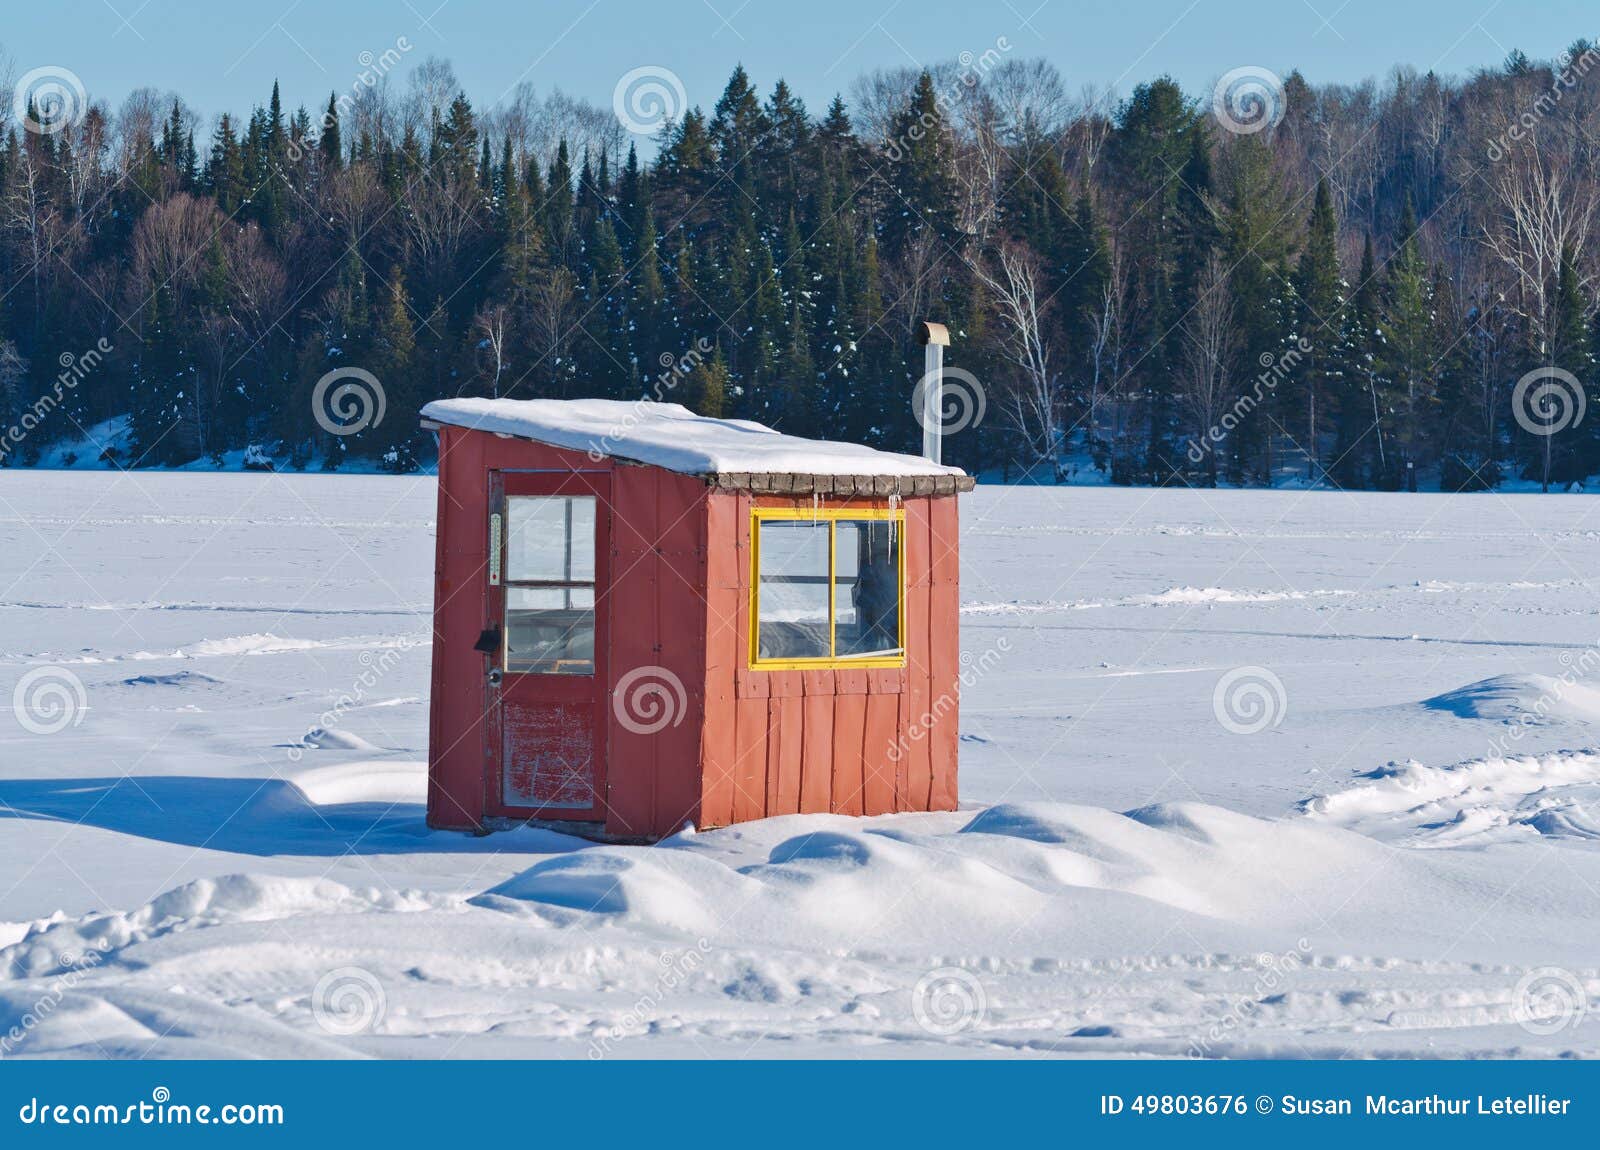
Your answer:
(916, 321), (951, 464)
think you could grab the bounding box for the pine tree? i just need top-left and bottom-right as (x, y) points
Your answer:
(1213, 134), (1293, 482)
(689, 347), (730, 417)
(205, 114), (245, 214)
(372, 286), (430, 471)
(709, 65), (768, 227)
(438, 92), (479, 185)
(582, 216), (632, 397)
(320, 94), (342, 170)
(495, 137), (543, 306)
(1377, 197), (1434, 491)
(1333, 234), (1383, 488)
(258, 82), (289, 232)
(1172, 126), (1217, 316)
(1107, 78), (1204, 482)
(882, 72), (958, 257)
(545, 140), (575, 268)
(762, 78), (810, 206)
(1294, 177), (1343, 482)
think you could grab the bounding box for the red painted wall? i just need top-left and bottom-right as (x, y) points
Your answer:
(427, 426), (710, 838)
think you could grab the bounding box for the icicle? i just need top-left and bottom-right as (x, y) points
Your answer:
(812, 491), (821, 523)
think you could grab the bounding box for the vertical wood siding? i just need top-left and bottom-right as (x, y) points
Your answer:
(696, 491), (962, 827)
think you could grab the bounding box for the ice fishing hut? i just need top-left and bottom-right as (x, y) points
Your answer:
(421, 397), (974, 840)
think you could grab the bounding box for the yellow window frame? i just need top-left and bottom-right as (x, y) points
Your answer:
(748, 506), (907, 671)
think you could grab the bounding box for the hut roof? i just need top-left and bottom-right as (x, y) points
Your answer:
(422, 398), (975, 496)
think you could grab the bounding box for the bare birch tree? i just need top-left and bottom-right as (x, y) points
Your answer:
(1178, 253), (1237, 485)
(974, 240), (1060, 471)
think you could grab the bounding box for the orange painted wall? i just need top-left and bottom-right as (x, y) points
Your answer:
(696, 491), (962, 828)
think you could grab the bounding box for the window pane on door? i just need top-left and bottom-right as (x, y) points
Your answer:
(757, 520), (830, 659)
(505, 585), (595, 674)
(506, 496), (596, 582)
(835, 519), (901, 657)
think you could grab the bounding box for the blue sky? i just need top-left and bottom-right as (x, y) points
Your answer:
(6, 0), (1595, 124)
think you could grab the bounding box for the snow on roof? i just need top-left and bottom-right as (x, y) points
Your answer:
(421, 398), (973, 492)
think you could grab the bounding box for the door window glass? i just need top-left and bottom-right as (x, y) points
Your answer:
(502, 495), (596, 674)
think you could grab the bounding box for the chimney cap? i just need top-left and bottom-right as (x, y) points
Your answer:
(915, 320), (950, 347)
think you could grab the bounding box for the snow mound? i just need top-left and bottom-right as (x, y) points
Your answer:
(1130, 585), (1348, 606)
(300, 727), (384, 754)
(747, 827), (1048, 936)
(282, 759), (425, 806)
(0, 985), (363, 1059)
(960, 801), (1403, 924)
(0, 874), (429, 979)
(475, 849), (756, 933)
(119, 670), (224, 688)
(10, 800), (1600, 1057)
(479, 801), (1411, 950)
(1421, 674), (1600, 723)
(960, 585), (1351, 615)
(1302, 750), (1600, 846)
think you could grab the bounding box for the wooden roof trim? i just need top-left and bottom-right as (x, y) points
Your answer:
(704, 471), (975, 496)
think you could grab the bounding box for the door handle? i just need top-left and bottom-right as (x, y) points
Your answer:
(487, 668), (503, 686)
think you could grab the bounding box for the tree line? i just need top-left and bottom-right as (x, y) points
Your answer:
(2, 43), (1600, 490)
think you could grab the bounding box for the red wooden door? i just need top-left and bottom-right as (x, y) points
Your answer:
(484, 470), (610, 821)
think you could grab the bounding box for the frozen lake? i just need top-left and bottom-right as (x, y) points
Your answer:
(2, 472), (1598, 1057)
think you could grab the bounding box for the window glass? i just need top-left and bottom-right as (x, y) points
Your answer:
(506, 496), (595, 582)
(502, 495), (597, 674)
(757, 520), (831, 660)
(506, 585), (595, 674)
(834, 520), (901, 657)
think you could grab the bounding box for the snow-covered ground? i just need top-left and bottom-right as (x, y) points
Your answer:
(2, 472), (1599, 1058)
